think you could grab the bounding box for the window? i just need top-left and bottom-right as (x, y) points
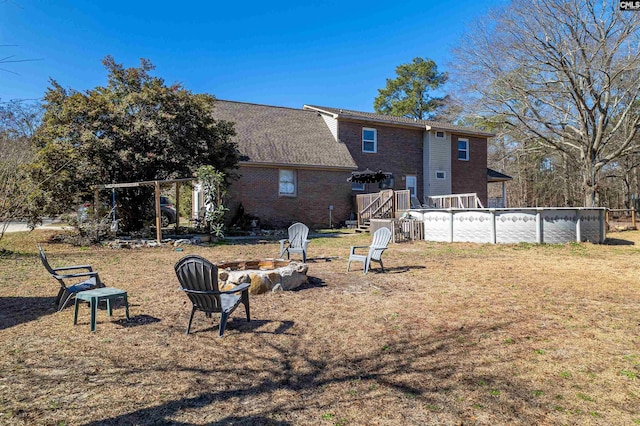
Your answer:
(435, 171), (446, 180)
(378, 174), (394, 190)
(362, 128), (377, 153)
(279, 169), (296, 196)
(406, 175), (417, 198)
(351, 182), (365, 191)
(457, 138), (469, 161)
(435, 131), (445, 138)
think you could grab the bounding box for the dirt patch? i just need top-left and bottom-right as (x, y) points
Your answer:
(1, 230), (640, 425)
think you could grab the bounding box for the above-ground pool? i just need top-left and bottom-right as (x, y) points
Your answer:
(406, 207), (607, 244)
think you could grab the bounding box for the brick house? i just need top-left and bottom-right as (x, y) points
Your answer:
(209, 100), (357, 229)
(207, 100), (494, 229)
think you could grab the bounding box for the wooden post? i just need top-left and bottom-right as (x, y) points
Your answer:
(93, 189), (99, 221)
(154, 181), (162, 244)
(502, 182), (507, 208)
(633, 208), (636, 229)
(175, 182), (180, 232)
(392, 190), (396, 218)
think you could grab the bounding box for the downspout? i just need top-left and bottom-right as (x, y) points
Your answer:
(424, 125), (432, 202)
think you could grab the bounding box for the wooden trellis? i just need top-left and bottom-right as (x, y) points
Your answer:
(92, 178), (195, 243)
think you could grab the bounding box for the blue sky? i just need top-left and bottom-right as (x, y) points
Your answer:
(1, 0), (504, 112)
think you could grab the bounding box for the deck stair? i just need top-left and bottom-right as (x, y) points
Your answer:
(354, 220), (370, 233)
(355, 190), (411, 232)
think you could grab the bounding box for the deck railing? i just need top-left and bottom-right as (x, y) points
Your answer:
(356, 189), (411, 227)
(488, 197), (505, 208)
(369, 195), (394, 220)
(395, 190), (411, 212)
(393, 218), (424, 243)
(369, 217), (424, 243)
(426, 193), (484, 209)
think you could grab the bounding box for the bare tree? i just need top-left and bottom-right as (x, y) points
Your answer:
(0, 100), (41, 240)
(600, 153), (640, 209)
(453, 0), (640, 206)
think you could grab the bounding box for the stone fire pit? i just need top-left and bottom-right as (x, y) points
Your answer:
(217, 259), (308, 295)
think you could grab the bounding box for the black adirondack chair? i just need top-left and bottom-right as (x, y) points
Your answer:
(174, 255), (250, 337)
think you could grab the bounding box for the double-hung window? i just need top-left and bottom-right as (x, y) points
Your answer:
(457, 139), (469, 161)
(351, 182), (365, 191)
(279, 169), (296, 196)
(362, 128), (377, 153)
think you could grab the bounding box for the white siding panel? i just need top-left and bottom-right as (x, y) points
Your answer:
(429, 131), (451, 196)
(321, 114), (338, 141)
(422, 132), (430, 201)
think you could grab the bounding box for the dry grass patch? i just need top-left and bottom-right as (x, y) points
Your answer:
(1, 230), (640, 425)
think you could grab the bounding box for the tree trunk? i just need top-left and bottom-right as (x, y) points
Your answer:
(562, 154), (571, 207)
(583, 176), (598, 207)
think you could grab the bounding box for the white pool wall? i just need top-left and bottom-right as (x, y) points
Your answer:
(407, 207), (606, 244)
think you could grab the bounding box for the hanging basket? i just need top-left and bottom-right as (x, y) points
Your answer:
(347, 169), (392, 183)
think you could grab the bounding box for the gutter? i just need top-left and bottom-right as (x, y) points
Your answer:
(239, 161), (358, 171)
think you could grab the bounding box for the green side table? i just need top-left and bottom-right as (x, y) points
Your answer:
(73, 287), (130, 332)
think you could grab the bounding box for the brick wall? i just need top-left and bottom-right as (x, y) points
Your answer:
(338, 121), (423, 195)
(451, 135), (488, 205)
(226, 165), (354, 229)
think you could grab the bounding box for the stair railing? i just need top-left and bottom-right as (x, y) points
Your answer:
(357, 193), (380, 227)
(370, 195), (394, 219)
(357, 189), (402, 227)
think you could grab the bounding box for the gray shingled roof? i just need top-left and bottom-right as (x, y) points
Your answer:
(304, 105), (495, 138)
(487, 168), (513, 182)
(213, 100), (357, 169)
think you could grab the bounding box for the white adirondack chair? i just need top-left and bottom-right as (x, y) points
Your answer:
(347, 227), (392, 274)
(278, 222), (310, 263)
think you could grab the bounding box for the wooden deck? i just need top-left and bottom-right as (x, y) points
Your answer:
(370, 217), (424, 243)
(426, 193), (483, 209)
(355, 190), (411, 228)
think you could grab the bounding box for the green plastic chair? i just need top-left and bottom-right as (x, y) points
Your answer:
(37, 244), (105, 311)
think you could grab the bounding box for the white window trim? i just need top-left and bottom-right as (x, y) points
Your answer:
(458, 138), (469, 161)
(435, 170), (446, 180)
(362, 127), (377, 153)
(351, 182), (365, 191)
(435, 131), (445, 139)
(279, 169), (297, 197)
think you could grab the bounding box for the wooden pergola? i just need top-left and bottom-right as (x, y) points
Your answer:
(92, 178), (195, 243)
